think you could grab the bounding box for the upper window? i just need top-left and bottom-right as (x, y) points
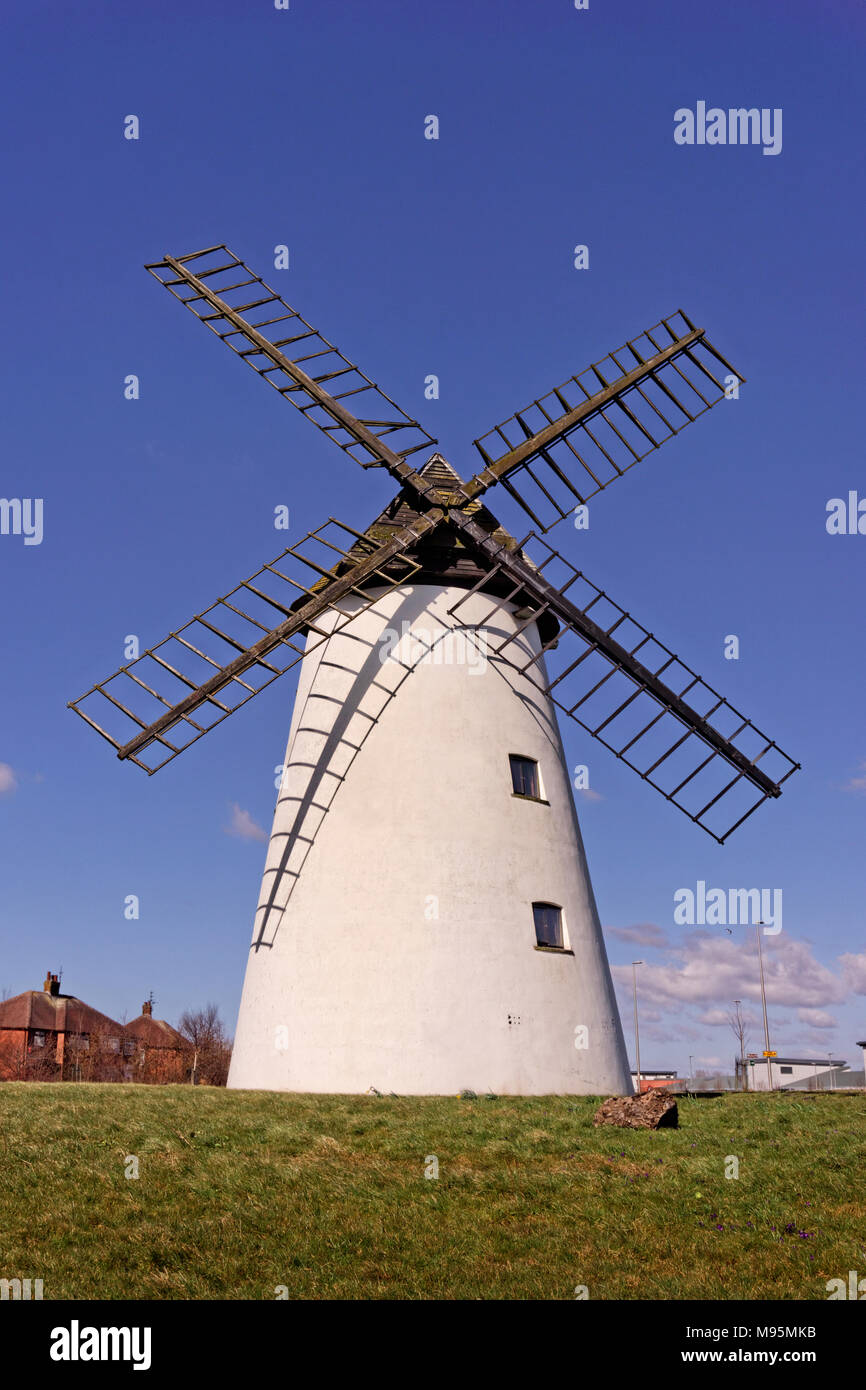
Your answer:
(510, 755), (540, 799)
(31, 1031), (47, 1049)
(533, 902), (563, 949)
(780, 1066), (793, 1074)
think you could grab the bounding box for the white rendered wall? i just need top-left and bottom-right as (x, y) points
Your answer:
(749, 1061), (843, 1091)
(228, 584), (631, 1095)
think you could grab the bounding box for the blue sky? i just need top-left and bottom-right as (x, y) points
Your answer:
(1, 0), (864, 1078)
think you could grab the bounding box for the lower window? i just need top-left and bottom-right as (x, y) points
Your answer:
(533, 902), (563, 949)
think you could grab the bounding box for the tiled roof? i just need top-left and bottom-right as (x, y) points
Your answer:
(0, 990), (122, 1035)
(122, 1014), (188, 1049)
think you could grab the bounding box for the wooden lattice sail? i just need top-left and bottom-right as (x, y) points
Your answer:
(69, 247), (799, 1093)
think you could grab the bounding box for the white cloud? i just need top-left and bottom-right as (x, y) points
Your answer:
(225, 803), (267, 843)
(612, 932), (848, 1011)
(841, 759), (866, 792)
(576, 787), (603, 802)
(608, 922), (670, 949)
(796, 1008), (837, 1030)
(840, 953), (866, 994)
(643, 1021), (703, 1045)
(0, 763), (17, 795)
(636, 1007), (661, 1024)
(697, 1007), (730, 1026)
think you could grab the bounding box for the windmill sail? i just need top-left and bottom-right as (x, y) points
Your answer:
(463, 311), (742, 532)
(145, 245), (438, 472)
(65, 246), (800, 1099)
(69, 248), (796, 841)
(68, 518), (427, 773)
(447, 531), (799, 843)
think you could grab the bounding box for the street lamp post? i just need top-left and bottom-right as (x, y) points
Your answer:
(755, 921), (773, 1091)
(632, 961), (644, 1095)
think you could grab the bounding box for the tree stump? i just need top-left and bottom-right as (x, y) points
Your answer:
(593, 1089), (678, 1130)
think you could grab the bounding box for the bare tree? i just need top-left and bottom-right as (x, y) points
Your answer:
(728, 1001), (751, 1090)
(177, 1003), (232, 1086)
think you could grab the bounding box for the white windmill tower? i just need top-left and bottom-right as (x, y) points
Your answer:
(70, 245), (799, 1095)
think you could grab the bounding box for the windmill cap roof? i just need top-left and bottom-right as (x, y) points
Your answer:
(297, 451), (559, 642)
(365, 451), (517, 543)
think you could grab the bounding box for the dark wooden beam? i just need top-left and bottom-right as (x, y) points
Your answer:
(116, 510), (445, 761)
(445, 510), (781, 800)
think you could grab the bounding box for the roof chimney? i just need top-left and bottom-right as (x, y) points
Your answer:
(44, 972), (60, 996)
(142, 1000), (153, 1017)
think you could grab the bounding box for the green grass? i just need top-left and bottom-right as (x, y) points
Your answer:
(0, 1084), (863, 1299)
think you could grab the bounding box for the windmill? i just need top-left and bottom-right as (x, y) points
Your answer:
(69, 244), (799, 1095)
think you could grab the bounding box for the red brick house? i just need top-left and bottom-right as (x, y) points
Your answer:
(0, 973), (123, 1081)
(121, 1000), (191, 1083)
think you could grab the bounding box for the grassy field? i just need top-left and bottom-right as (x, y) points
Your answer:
(0, 1084), (863, 1300)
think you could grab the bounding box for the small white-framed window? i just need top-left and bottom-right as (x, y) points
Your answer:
(533, 902), (564, 950)
(510, 754), (542, 799)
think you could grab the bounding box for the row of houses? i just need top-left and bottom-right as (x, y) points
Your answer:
(0, 972), (190, 1082)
